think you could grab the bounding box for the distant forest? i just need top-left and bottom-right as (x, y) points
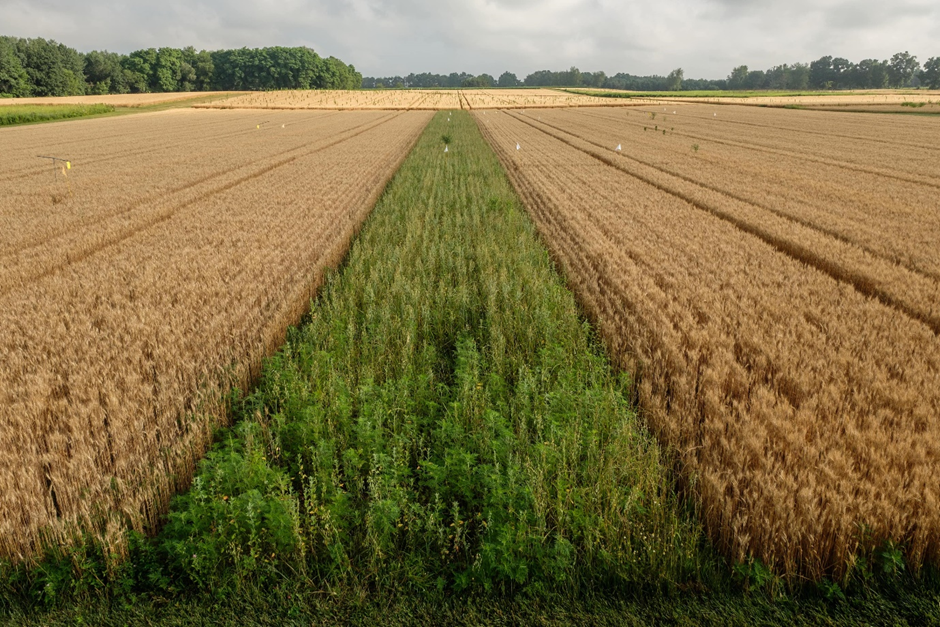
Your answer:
(364, 52), (940, 91)
(0, 36), (362, 97)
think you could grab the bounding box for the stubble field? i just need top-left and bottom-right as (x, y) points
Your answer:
(0, 107), (432, 560)
(475, 104), (940, 579)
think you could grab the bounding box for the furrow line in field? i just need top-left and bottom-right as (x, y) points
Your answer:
(535, 109), (940, 278)
(0, 111), (342, 184)
(502, 111), (940, 335)
(0, 114), (244, 182)
(0, 111), (404, 297)
(0, 111), (385, 255)
(628, 106), (940, 153)
(577, 108), (940, 188)
(545, 108), (940, 277)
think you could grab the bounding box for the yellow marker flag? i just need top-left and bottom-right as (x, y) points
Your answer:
(256, 125), (260, 129)
(66, 162), (71, 169)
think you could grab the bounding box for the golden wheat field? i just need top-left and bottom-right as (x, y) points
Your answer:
(197, 88), (633, 110)
(0, 107), (432, 560)
(0, 92), (243, 107)
(475, 105), (940, 578)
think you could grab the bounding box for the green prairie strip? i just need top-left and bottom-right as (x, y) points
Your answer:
(152, 110), (708, 595)
(0, 104), (114, 126)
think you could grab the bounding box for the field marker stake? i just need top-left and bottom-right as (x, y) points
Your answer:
(37, 155), (71, 179)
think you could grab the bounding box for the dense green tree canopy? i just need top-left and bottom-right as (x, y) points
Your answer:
(497, 71), (519, 87)
(0, 37), (30, 96)
(666, 68), (683, 91)
(923, 57), (940, 89)
(0, 36), (361, 97)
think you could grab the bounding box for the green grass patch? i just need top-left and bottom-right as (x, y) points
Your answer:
(0, 104), (115, 126)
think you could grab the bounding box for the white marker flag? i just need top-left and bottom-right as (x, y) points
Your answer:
(616, 144), (622, 151)
(516, 143), (520, 150)
(445, 145), (449, 153)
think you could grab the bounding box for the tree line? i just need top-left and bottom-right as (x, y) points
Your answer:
(727, 52), (937, 90)
(0, 36), (362, 97)
(363, 51), (940, 91)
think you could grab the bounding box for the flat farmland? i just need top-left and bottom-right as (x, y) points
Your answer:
(197, 88), (633, 110)
(0, 108), (431, 559)
(475, 105), (940, 578)
(0, 92), (242, 108)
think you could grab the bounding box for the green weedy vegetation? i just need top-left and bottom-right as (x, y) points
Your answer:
(0, 104), (115, 126)
(155, 110), (709, 596)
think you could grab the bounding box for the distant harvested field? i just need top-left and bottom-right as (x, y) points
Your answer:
(669, 92), (940, 107)
(792, 101), (940, 114)
(574, 88), (940, 108)
(196, 88), (636, 110)
(475, 105), (940, 579)
(0, 92), (242, 108)
(0, 108), (431, 560)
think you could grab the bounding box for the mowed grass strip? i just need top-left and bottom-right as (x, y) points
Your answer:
(155, 110), (708, 594)
(0, 104), (114, 126)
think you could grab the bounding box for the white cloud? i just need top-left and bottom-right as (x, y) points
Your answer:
(0, 0), (937, 78)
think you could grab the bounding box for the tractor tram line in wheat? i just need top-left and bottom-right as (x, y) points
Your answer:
(495, 109), (940, 334)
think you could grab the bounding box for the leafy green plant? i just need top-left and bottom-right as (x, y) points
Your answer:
(877, 540), (905, 577)
(733, 557), (776, 594)
(818, 578), (846, 602)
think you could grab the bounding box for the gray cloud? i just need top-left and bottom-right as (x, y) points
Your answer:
(0, 0), (937, 78)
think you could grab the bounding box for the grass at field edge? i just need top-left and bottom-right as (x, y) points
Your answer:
(0, 93), (244, 127)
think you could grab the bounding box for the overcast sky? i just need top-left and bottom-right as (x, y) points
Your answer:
(1, 0), (938, 78)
